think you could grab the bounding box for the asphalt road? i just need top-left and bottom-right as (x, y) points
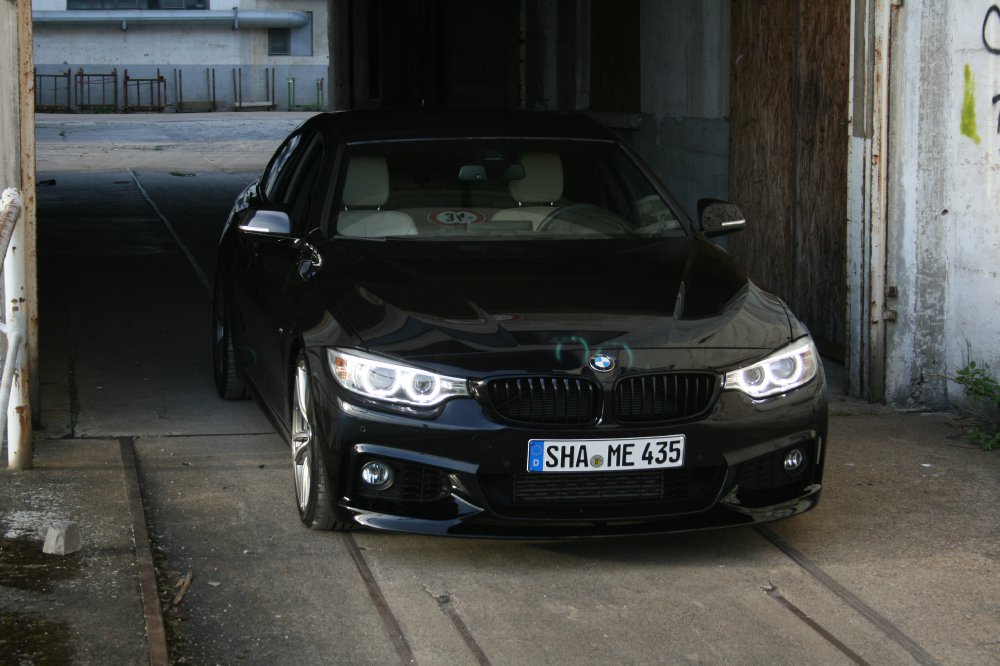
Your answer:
(27, 114), (1000, 665)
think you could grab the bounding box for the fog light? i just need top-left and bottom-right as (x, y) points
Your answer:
(361, 461), (395, 490)
(783, 448), (806, 473)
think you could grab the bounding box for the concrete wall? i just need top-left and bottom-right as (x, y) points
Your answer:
(527, 0), (730, 220)
(32, 0), (329, 110)
(634, 0), (730, 220)
(885, 0), (1000, 406)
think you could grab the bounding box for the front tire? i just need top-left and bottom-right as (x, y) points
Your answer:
(292, 352), (351, 531)
(213, 277), (248, 400)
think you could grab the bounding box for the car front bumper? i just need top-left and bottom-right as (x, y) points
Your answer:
(311, 362), (828, 539)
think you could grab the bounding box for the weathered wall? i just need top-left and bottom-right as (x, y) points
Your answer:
(885, 1), (1000, 406)
(526, 0), (731, 220)
(31, 0), (328, 109)
(634, 0), (730, 220)
(729, 1), (850, 357)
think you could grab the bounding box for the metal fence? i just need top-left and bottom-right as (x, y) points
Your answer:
(232, 67), (276, 111)
(173, 68), (218, 113)
(75, 68), (118, 112)
(32, 66), (325, 113)
(34, 69), (72, 113)
(124, 68), (167, 113)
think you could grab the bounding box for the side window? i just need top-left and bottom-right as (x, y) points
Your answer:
(281, 136), (325, 234)
(261, 132), (305, 203)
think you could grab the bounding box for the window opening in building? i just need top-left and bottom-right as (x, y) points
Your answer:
(269, 29), (292, 57)
(67, 0), (208, 8)
(269, 14), (313, 57)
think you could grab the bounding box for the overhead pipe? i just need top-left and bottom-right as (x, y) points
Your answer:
(32, 9), (310, 30)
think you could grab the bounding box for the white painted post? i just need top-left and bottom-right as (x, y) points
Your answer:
(845, 0), (893, 402)
(0, 188), (21, 258)
(0, 0), (37, 469)
(1, 188), (30, 470)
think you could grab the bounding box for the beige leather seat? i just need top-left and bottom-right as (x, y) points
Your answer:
(336, 156), (417, 238)
(492, 152), (564, 230)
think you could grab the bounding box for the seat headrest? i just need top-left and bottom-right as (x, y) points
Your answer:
(509, 152), (563, 204)
(343, 155), (390, 208)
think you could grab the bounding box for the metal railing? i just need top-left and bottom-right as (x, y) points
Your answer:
(124, 68), (167, 113)
(0, 187), (29, 469)
(75, 67), (118, 112)
(34, 69), (72, 113)
(173, 68), (217, 113)
(232, 67), (276, 111)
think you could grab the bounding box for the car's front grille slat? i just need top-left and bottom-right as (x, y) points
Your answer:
(614, 372), (716, 423)
(484, 372), (715, 426)
(485, 376), (598, 426)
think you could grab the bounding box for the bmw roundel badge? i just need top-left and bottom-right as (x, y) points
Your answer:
(589, 353), (617, 373)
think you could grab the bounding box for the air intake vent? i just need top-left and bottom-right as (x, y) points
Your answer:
(511, 470), (691, 504)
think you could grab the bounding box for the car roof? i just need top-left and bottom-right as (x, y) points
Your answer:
(305, 107), (618, 143)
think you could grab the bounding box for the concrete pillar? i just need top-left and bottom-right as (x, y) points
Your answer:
(0, 0), (37, 469)
(329, 0), (351, 110)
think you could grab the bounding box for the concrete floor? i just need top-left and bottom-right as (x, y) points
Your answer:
(1, 113), (998, 665)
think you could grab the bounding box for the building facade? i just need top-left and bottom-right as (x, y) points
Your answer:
(879, 1), (1000, 407)
(19, 0), (1000, 408)
(32, 0), (329, 111)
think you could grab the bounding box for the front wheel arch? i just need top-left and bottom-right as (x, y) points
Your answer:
(290, 347), (352, 531)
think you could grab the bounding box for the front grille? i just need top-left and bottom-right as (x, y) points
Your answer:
(614, 373), (717, 423)
(478, 467), (724, 521)
(485, 376), (599, 425)
(511, 470), (690, 504)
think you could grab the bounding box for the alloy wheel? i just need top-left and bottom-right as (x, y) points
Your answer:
(292, 357), (313, 512)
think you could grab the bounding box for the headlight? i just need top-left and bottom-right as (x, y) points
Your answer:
(327, 349), (469, 408)
(724, 338), (819, 399)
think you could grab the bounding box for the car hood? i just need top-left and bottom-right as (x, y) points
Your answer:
(314, 237), (792, 373)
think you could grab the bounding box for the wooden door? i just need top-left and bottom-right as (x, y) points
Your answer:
(729, 1), (850, 359)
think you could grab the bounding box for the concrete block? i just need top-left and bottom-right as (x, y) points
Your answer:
(43, 520), (81, 555)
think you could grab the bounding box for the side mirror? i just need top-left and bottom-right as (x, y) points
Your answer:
(697, 199), (746, 236)
(239, 209), (293, 236)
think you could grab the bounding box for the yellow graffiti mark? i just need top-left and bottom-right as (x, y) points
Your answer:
(961, 64), (982, 145)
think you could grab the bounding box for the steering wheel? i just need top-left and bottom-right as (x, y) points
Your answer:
(536, 203), (630, 234)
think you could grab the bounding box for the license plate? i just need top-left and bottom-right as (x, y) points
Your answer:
(527, 436), (685, 473)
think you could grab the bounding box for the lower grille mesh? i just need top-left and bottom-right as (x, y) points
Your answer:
(737, 444), (813, 490)
(401, 465), (449, 501)
(511, 470), (692, 504)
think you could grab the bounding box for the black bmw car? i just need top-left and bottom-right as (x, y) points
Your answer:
(213, 108), (827, 537)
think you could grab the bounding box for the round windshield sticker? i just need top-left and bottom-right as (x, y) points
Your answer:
(428, 209), (486, 226)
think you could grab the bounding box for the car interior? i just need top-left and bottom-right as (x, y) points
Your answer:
(333, 142), (682, 239)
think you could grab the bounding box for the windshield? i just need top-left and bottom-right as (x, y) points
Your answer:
(330, 139), (684, 240)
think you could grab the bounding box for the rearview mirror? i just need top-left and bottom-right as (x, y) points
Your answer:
(458, 165), (487, 181)
(239, 209), (292, 236)
(698, 199), (746, 236)
(458, 163), (526, 181)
